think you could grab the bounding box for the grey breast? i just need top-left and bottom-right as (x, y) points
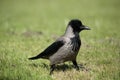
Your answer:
(49, 37), (81, 65)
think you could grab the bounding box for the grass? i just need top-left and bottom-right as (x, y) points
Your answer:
(0, 0), (120, 80)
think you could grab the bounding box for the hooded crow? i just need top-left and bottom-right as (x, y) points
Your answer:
(29, 19), (90, 75)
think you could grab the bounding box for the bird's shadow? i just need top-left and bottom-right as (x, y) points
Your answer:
(29, 63), (90, 72)
(55, 64), (73, 71)
(29, 63), (72, 71)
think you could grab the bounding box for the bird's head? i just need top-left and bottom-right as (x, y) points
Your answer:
(68, 19), (90, 33)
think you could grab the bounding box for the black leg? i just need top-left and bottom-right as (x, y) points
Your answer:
(72, 60), (79, 70)
(50, 64), (55, 75)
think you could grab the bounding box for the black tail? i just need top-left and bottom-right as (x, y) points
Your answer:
(28, 54), (42, 60)
(28, 52), (45, 60)
(28, 56), (39, 60)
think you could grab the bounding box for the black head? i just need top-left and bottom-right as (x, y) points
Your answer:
(68, 19), (90, 32)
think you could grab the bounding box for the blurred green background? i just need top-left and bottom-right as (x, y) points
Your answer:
(0, 0), (120, 80)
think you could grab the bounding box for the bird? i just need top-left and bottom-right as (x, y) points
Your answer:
(28, 19), (90, 75)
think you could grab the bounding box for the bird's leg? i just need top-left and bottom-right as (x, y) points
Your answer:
(50, 64), (55, 75)
(72, 60), (79, 70)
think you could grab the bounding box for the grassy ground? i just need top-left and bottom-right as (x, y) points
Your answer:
(0, 0), (120, 80)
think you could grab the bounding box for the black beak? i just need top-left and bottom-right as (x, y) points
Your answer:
(81, 25), (91, 30)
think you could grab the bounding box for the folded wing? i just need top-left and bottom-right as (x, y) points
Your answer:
(29, 40), (65, 60)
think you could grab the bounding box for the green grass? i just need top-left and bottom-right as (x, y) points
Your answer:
(0, 0), (120, 80)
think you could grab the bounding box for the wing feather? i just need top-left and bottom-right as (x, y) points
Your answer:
(29, 39), (65, 60)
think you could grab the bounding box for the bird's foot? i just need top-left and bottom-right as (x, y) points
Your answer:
(49, 64), (55, 75)
(75, 65), (79, 71)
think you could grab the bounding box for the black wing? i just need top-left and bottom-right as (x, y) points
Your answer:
(29, 40), (65, 60)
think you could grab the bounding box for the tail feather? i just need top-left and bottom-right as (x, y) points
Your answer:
(28, 52), (45, 60)
(28, 56), (39, 60)
(28, 54), (42, 60)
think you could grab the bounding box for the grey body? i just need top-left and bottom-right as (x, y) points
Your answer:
(29, 19), (90, 74)
(49, 26), (81, 65)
